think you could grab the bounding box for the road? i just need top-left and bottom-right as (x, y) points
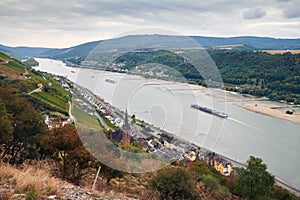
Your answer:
(94, 112), (113, 131)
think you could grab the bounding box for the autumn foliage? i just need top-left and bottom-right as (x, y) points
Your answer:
(0, 87), (48, 165)
(39, 125), (95, 184)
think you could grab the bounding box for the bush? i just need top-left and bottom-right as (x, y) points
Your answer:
(25, 189), (38, 200)
(216, 186), (231, 199)
(39, 125), (95, 184)
(201, 174), (220, 192)
(149, 167), (198, 199)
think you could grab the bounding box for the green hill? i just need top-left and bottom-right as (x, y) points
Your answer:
(0, 52), (71, 115)
(113, 49), (300, 104)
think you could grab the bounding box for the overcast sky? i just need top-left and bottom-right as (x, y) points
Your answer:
(0, 0), (299, 48)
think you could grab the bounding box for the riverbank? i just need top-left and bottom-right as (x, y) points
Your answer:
(237, 103), (300, 124)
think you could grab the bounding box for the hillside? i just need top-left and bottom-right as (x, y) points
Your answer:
(0, 44), (52, 57)
(0, 52), (27, 79)
(191, 36), (300, 50)
(0, 52), (71, 115)
(1, 35), (300, 60)
(112, 49), (300, 104)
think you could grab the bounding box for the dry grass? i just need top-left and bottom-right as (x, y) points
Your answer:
(0, 161), (64, 198)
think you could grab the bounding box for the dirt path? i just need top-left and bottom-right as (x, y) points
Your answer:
(28, 83), (43, 94)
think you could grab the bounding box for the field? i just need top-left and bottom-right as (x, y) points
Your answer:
(73, 102), (102, 130)
(31, 91), (67, 112)
(262, 50), (300, 55)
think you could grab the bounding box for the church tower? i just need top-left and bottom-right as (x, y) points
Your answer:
(123, 108), (130, 130)
(121, 108), (131, 144)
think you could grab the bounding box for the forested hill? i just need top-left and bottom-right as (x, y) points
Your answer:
(211, 51), (300, 103)
(1, 35), (300, 60)
(114, 50), (300, 104)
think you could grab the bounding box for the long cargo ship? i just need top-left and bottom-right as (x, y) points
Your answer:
(105, 79), (118, 84)
(191, 104), (228, 118)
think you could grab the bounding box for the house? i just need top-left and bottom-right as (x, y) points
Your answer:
(214, 158), (233, 176)
(47, 121), (63, 129)
(176, 143), (187, 153)
(160, 139), (172, 148)
(204, 151), (219, 167)
(184, 151), (197, 162)
(147, 139), (162, 150)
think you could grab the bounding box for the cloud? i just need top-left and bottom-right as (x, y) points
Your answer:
(0, 0), (299, 47)
(243, 8), (267, 20)
(282, 1), (300, 18)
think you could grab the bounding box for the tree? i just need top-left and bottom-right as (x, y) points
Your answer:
(149, 167), (197, 200)
(0, 99), (12, 144)
(131, 114), (136, 124)
(236, 156), (275, 200)
(39, 125), (95, 184)
(0, 87), (48, 164)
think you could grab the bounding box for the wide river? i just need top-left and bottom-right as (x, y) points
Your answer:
(35, 58), (300, 189)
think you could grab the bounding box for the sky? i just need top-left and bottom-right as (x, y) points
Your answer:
(0, 0), (299, 48)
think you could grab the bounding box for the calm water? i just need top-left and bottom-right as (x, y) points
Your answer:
(35, 58), (300, 189)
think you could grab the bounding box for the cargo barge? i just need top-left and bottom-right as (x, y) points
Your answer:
(105, 79), (118, 84)
(191, 104), (228, 118)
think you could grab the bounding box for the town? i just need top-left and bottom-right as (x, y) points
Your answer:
(44, 73), (235, 178)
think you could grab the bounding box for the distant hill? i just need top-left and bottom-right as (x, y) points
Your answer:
(40, 41), (100, 59)
(0, 44), (52, 58)
(190, 36), (300, 50)
(1, 35), (299, 59)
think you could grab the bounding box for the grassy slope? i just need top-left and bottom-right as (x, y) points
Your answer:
(0, 52), (25, 76)
(73, 101), (102, 130)
(0, 51), (70, 114)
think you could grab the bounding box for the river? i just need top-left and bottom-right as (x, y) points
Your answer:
(34, 58), (300, 189)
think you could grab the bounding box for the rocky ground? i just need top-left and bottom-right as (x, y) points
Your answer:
(0, 182), (137, 199)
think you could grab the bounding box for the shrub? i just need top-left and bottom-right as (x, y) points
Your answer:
(201, 174), (220, 192)
(149, 167), (197, 199)
(25, 189), (38, 200)
(39, 125), (95, 184)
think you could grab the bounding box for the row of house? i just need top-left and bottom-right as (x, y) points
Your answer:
(75, 86), (122, 127)
(74, 86), (134, 146)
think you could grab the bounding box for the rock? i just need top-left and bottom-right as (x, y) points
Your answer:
(48, 195), (57, 199)
(12, 193), (26, 200)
